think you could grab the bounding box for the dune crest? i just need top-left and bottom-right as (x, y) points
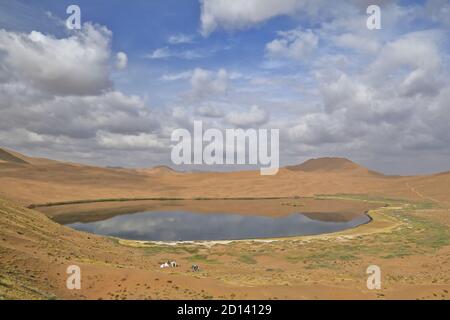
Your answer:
(287, 157), (370, 173)
(1, 146), (450, 206)
(0, 148), (29, 165)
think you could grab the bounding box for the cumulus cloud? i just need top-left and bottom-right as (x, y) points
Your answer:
(281, 24), (450, 174)
(288, 113), (350, 145)
(266, 28), (319, 61)
(168, 33), (194, 44)
(96, 131), (165, 150)
(320, 73), (372, 115)
(225, 105), (269, 127)
(145, 47), (171, 59)
(368, 30), (444, 97)
(195, 104), (225, 118)
(0, 23), (112, 96)
(145, 47), (207, 60)
(115, 52), (128, 70)
(0, 24), (165, 166)
(160, 71), (193, 81)
(190, 68), (229, 98)
(0, 88), (159, 139)
(425, 0), (450, 28)
(333, 33), (380, 53)
(200, 0), (309, 36)
(1, 1), (450, 174)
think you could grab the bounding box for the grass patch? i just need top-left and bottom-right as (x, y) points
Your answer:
(306, 250), (358, 262)
(141, 245), (200, 256)
(187, 254), (219, 264)
(280, 201), (304, 207)
(404, 202), (439, 210)
(238, 255), (257, 264)
(315, 194), (408, 205)
(0, 277), (13, 289)
(395, 213), (450, 249)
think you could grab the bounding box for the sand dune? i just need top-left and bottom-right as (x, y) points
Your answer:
(0, 148), (28, 165)
(287, 157), (370, 173)
(1, 147), (449, 206)
(0, 146), (449, 300)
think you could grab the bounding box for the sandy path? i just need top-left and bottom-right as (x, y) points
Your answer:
(405, 182), (441, 204)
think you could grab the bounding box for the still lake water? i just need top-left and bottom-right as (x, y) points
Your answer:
(66, 210), (371, 241)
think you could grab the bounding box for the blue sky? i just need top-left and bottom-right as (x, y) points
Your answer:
(0, 0), (449, 174)
(1, 0), (309, 106)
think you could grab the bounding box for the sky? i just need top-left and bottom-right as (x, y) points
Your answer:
(0, 0), (449, 175)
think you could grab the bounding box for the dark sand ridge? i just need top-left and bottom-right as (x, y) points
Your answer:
(38, 198), (380, 224)
(1, 147), (450, 207)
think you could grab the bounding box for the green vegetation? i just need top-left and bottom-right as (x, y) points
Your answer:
(140, 244), (200, 256)
(314, 193), (409, 205)
(238, 255), (257, 264)
(112, 195), (449, 293)
(282, 198), (449, 268)
(280, 201), (304, 207)
(187, 254), (220, 264)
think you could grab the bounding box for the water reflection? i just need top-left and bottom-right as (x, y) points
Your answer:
(67, 210), (371, 241)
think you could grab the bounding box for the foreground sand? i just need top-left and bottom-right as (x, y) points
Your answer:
(1, 195), (449, 300)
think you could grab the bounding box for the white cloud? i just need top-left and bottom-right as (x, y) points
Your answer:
(0, 128), (49, 146)
(333, 33), (380, 53)
(368, 30), (444, 97)
(160, 71), (193, 81)
(145, 47), (171, 59)
(2, 1), (450, 173)
(288, 112), (349, 145)
(225, 105), (269, 127)
(145, 47), (207, 60)
(168, 33), (194, 44)
(195, 104), (225, 118)
(320, 73), (372, 114)
(425, 0), (450, 28)
(96, 131), (165, 150)
(200, 0), (309, 36)
(0, 88), (160, 139)
(278, 24), (450, 174)
(190, 68), (229, 98)
(0, 25), (165, 162)
(266, 29), (318, 61)
(115, 52), (128, 70)
(0, 23), (112, 96)
(179, 50), (207, 60)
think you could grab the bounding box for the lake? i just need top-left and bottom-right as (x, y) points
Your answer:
(65, 209), (371, 241)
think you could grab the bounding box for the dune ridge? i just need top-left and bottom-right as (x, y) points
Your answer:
(0, 147), (449, 206)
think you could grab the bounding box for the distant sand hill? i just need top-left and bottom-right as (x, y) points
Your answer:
(0, 148), (28, 164)
(0, 147), (449, 206)
(286, 157), (384, 177)
(287, 157), (370, 173)
(137, 165), (178, 175)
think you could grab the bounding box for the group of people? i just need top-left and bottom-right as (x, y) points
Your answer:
(160, 260), (178, 268)
(159, 260), (201, 272)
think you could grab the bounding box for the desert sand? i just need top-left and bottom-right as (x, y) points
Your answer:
(0, 147), (449, 299)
